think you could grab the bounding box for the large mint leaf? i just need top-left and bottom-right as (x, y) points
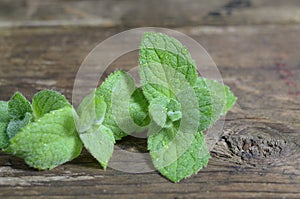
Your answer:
(139, 32), (198, 86)
(8, 92), (32, 120)
(32, 90), (71, 119)
(4, 107), (82, 170)
(79, 125), (115, 169)
(139, 32), (198, 102)
(148, 127), (210, 183)
(0, 101), (10, 148)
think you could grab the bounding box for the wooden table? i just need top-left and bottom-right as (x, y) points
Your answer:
(0, 1), (299, 198)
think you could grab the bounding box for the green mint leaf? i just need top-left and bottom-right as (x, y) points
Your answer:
(110, 71), (149, 134)
(8, 92), (32, 120)
(7, 112), (33, 139)
(194, 77), (236, 131)
(198, 78), (236, 115)
(0, 101), (10, 148)
(76, 91), (106, 133)
(96, 70), (149, 139)
(148, 127), (210, 183)
(149, 97), (182, 129)
(4, 106), (82, 170)
(32, 90), (71, 119)
(0, 101), (10, 122)
(76, 91), (114, 168)
(139, 32), (198, 86)
(0, 122), (9, 149)
(139, 32), (198, 102)
(96, 71), (128, 140)
(148, 97), (168, 128)
(79, 125), (115, 169)
(2, 93), (33, 147)
(129, 88), (150, 127)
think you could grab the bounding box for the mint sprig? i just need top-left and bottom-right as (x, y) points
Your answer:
(139, 32), (236, 182)
(0, 32), (236, 183)
(0, 90), (82, 169)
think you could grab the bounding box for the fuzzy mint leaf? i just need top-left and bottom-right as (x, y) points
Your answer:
(0, 101), (10, 148)
(0, 101), (10, 122)
(8, 92), (32, 120)
(96, 70), (150, 139)
(129, 88), (150, 127)
(6, 112), (33, 139)
(110, 71), (150, 134)
(95, 71), (129, 140)
(194, 77), (236, 131)
(79, 125), (115, 169)
(139, 32), (198, 86)
(4, 106), (82, 170)
(139, 32), (198, 103)
(0, 122), (9, 149)
(148, 129), (210, 183)
(76, 91), (114, 169)
(32, 90), (71, 119)
(2, 93), (33, 148)
(76, 91), (106, 133)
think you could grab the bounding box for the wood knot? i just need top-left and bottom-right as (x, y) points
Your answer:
(216, 123), (299, 167)
(225, 127), (286, 160)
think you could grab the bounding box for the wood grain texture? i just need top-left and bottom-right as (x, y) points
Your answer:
(0, 2), (300, 198)
(0, 0), (300, 27)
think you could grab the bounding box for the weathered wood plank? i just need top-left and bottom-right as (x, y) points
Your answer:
(1, 0), (300, 28)
(0, 25), (299, 198)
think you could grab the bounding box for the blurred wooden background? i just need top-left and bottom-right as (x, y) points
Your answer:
(0, 0), (299, 198)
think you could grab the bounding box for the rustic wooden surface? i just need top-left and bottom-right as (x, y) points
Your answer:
(0, 0), (300, 198)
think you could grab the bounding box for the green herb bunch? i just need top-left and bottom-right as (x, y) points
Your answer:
(0, 32), (236, 182)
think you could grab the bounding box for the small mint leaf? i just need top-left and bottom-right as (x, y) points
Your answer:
(32, 90), (71, 119)
(0, 122), (9, 149)
(0, 101), (10, 148)
(4, 107), (82, 170)
(149, 98), (168, 128)
(7, 112), (33, 139)
(0, 101), (11, 122)
(8, 92), (32, 120)
(79, 125), (115, 169)
(194, 77), (236, 131)
(129, 88), (150, 127)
